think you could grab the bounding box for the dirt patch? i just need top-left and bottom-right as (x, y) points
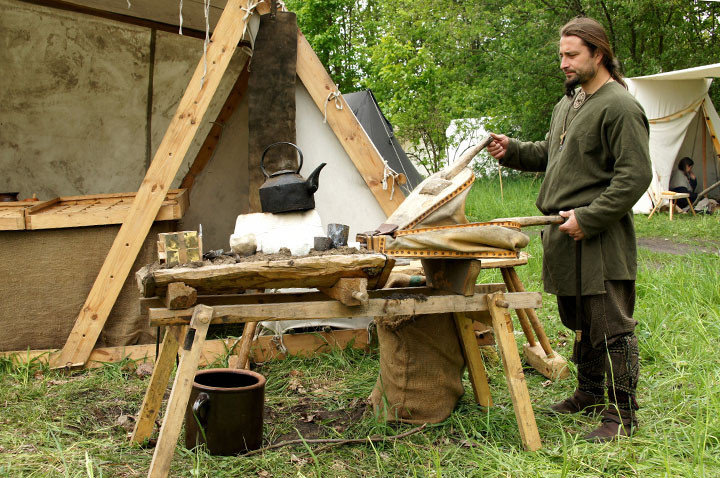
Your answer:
(267, 397), (367, 442)
(638, 237), (720, 256)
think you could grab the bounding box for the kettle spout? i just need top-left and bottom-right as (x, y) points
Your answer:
(305, 162), (327, 194)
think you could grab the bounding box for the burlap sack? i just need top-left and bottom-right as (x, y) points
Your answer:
(369, 313), (465, 424)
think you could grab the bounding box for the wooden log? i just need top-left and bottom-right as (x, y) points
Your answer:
(523, 343), (569, 381)
(51, 0), (253, 370)
(137, 253), (393, 296)
(164, 282), (198, 310)
(318, 278), (369, 306)
(148, 291), (543, 326)
(148, 305), (213, 478)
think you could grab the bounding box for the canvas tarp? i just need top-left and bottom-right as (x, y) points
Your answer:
(344, 90), (424, 195)
(628, 64), (720, 213)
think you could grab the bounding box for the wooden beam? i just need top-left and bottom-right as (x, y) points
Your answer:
(254, 3), (405, 216)
(1, 329), (371, 368)
(148, 291), (542, 326)
(51, 0), (252, 369)
(180, 63), (251, 190)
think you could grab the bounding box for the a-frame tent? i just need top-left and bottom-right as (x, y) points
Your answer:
(627, 64), (720, 213)
(0, 0), (405, 368)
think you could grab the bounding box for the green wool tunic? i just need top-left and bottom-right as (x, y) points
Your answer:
(500, 81), (652, 296)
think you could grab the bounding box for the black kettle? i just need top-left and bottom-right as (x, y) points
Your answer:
(258, 142), (327, 214)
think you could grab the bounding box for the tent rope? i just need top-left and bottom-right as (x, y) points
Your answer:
(368, 94), (412, 192)
(648, 96), (705, 124)
(323, 90), (343, 124)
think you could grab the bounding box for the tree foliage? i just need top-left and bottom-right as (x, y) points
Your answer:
(289, 0), (720, 173)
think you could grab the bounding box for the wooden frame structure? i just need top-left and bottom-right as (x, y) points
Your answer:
(35, 0), (405, 369)
(133, 277), (545, 477)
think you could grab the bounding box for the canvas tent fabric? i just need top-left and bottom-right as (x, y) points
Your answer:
(0, 0), (396, 352)
(344, 90), (424, 194)
(627, 64), (720, 213)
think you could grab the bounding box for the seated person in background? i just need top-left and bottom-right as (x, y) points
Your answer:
(669, 156), (697, 209)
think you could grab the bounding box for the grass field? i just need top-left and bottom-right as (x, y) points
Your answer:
(1, 176), (719, 477)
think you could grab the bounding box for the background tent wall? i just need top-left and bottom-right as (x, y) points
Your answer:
(0, 0), (387, 249)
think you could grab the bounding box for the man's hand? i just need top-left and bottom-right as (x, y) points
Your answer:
(559, 209), (585, 241)
(487, 133), (510, 160)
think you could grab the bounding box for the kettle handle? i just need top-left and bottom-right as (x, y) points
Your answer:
(260, 142), (303, 178)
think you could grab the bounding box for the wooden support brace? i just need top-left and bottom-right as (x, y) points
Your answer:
(421, 259), (482, 296)
(131, 326), (186, 444)
(51, 0), (252, 370)
(453, 312), (492, 407)
(165, 282), (198, 310)
(318, 278), (369, 306)
(500, 268), (536, 347)
(228, 321), (258, 369)
(148, 305), (213, 478)
(503, 268), (554, 357)
(486, 292), (541, 451)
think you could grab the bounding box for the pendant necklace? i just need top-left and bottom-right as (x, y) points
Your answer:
(558, 77), (612, 152)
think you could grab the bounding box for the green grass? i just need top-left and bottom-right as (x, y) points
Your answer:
(1, 176), (719, 477)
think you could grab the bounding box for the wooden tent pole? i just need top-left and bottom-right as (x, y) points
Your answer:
(703, 101), (708, 192)
(51, 0), (253, 369)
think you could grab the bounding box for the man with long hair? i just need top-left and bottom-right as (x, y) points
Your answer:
(487, 17), (652, 442)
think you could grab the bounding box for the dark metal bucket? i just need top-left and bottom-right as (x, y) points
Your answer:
(184, 368), (266, 455)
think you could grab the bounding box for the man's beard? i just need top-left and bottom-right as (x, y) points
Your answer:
(564, 64), (597, 98)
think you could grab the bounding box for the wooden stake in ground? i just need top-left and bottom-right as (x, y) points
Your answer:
(498, 163), (504, 201)
(51, 0), (253, 370)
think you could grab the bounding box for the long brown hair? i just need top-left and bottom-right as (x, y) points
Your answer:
(561, 17), (626, 89)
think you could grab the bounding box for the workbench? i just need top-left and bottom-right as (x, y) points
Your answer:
(131, 253), (566, 477)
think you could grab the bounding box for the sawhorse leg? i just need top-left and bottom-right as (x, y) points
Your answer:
(454, 312), (492, 407)
(501, 267), (569, 380)
(144, 305), (213, 478)
(486, 292), (541, 451)
(131, 325), (187, 444)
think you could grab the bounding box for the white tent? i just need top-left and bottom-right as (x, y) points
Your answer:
(628, 64), (720, 213)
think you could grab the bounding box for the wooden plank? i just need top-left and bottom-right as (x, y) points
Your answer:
(148, 305), (213, 478)
(50, 0), (252, 369)
(148, 291), (542, 326)
(486, 292), (541, 451)
(2, 329), (370, 368)
(139, 282), (509, 315)
(453, 312), (492, 407)
(131, 326), (186, 444)
(180, 64), (250, 191)
(25, 190), (187, 230)
(283, 9), (404, 216)
(138, 253), (393, 296)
